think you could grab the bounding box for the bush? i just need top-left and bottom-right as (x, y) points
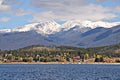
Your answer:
(95, 58), (99, 62)
(94, 57), (104, 62)
(23, 58), (30, 62)
(115, 59), (120, 63)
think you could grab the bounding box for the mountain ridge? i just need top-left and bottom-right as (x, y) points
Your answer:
(1, 20), (120, 35)
(0, 20), (120, 50)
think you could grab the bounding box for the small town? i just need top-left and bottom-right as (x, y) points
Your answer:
(0, 45), (120, 64)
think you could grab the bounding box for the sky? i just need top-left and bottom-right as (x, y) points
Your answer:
(0, 0), (120, 29)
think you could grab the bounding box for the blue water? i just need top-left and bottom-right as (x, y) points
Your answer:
(0, 64), (120, 80)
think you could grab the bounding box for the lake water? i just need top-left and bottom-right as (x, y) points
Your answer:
(0, 64), (120, 80)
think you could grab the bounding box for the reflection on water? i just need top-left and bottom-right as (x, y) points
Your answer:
(0, 64), (120, 80)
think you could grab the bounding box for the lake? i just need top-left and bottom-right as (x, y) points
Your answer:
(0, 64), (120, 80)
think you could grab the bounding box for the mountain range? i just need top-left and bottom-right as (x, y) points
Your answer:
(0, 20), (120, 50)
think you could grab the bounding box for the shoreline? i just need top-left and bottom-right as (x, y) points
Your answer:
(0, 62), (72, 64)
(1, 62), (120, 65)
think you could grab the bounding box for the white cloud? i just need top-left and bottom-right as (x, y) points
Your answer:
(30, 11), (55, 22)
(30, 0), (118, 22)
(2, 0), (22, 5)
(13, 8), (30, 16)
(0, 17), (10, 22)
(0, 0), (24, 16)
(0, 0), (11, 11)
(0, 0), (119, 23)
(115, 6), (120, 12)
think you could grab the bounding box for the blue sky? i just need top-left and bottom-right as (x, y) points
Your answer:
(0, 0), (120, 29)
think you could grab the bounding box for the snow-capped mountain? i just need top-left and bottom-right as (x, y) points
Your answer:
(0, 20), (61, 35)
(1, 20), (120, 35)
(0, 20), (120, 50)
(12, 20), (61, 35)
(61, 20), (120, 30)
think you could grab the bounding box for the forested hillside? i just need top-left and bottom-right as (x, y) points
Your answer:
(0, 43), (120, 63)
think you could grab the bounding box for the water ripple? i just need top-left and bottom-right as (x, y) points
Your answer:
(0, 64), (120, 80)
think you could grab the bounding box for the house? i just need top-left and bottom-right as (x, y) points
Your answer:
(54, 55), (61, 61)
(73, 56), (80, 62)
(28, 57), (33, 62)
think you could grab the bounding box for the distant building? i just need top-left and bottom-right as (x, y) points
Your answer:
(73, 56), (80, 62)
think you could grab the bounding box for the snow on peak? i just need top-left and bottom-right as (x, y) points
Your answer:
(62, 20), (120, 29)
(12, 23), (39, 32)
(12, 20), (61, 34)
(0, 29), (11, 33)
(85, 21), (120, 28)
(0, 20), (120, 35)
(61, 20), (89, 31)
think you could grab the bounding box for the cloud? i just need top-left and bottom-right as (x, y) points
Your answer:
(13, 8), (30, 16)
(0, 0), (119, 23)
(115, 6), (120, 12)
(0, 0), (24, 15)
(0, 0), (11, 11)
(30, 11), (55, 22)
(0, 0), (22, 11)
(96, 0), (108, 3)
(30, 0), (118, 22)
(0, 17), (10, 22)
(96, 0), (120, 3)
(1, 0), (22, 5)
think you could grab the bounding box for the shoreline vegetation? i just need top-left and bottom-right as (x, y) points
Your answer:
(0, 44), (120, 64)
(1, 62), (120, 64)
